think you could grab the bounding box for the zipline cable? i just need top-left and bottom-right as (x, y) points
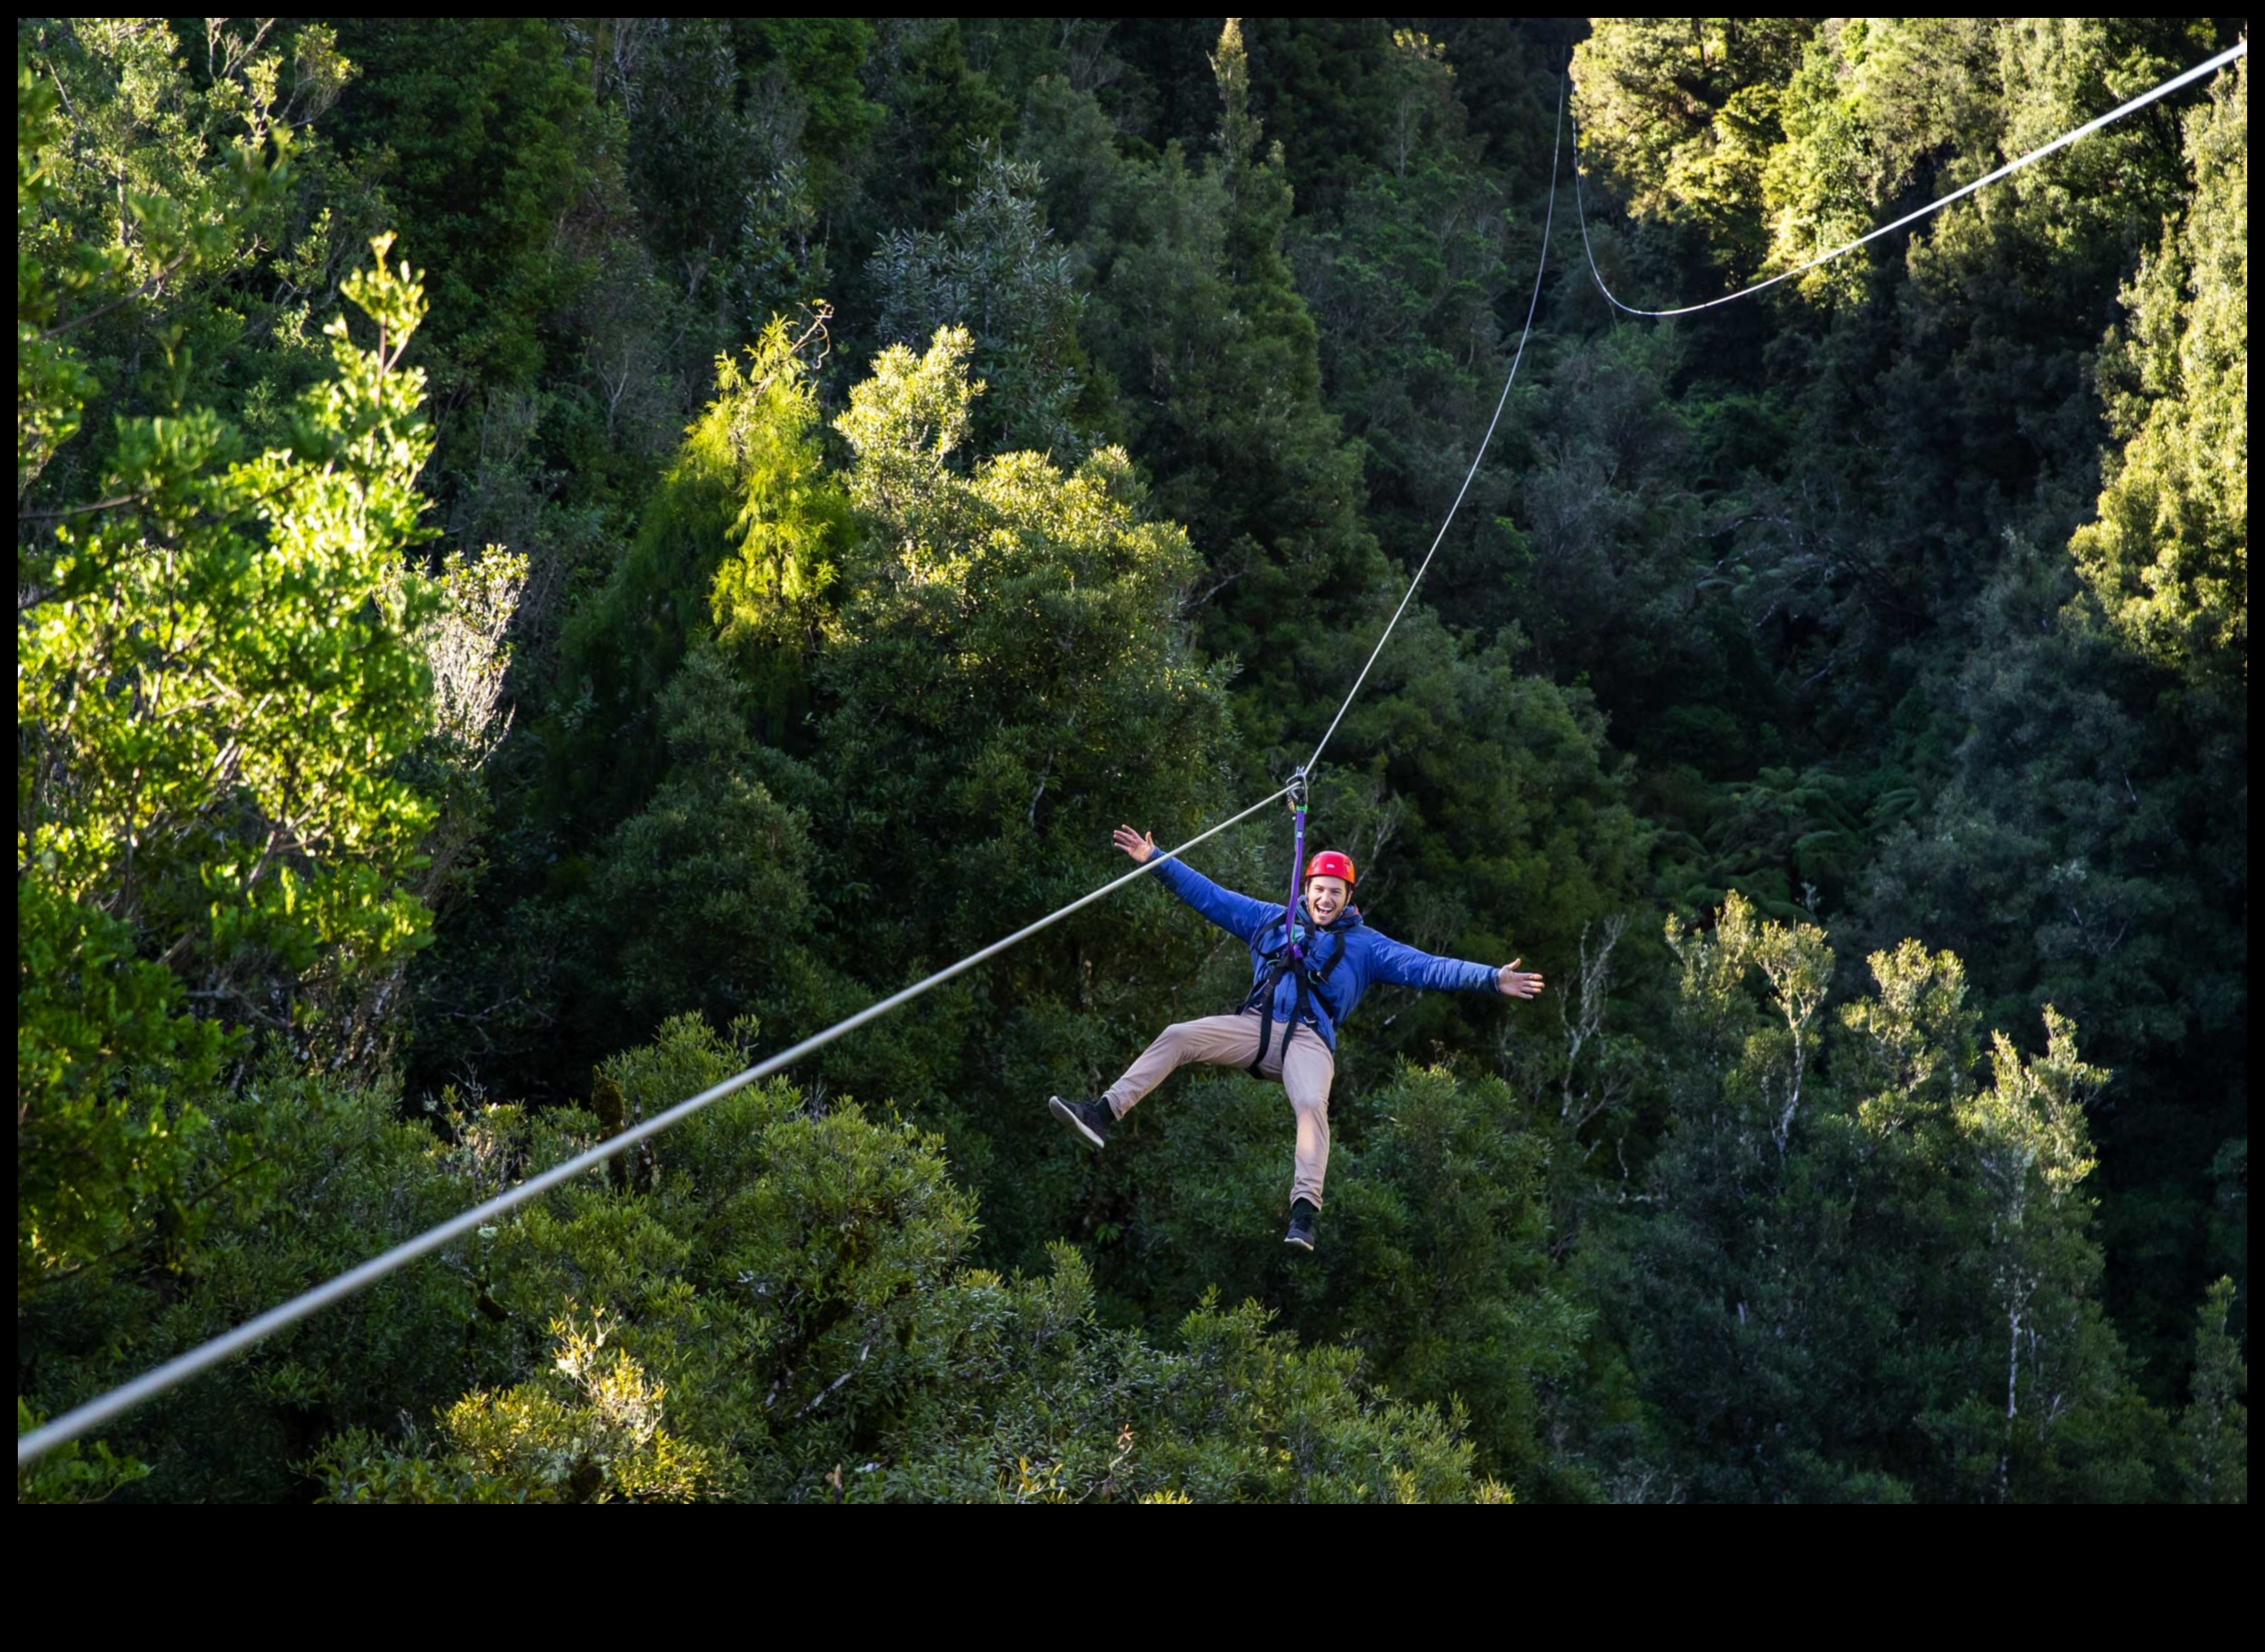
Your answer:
(20, 68), (1585, 1473)
(1304, 67), (1567, 776)
(1571, 38), (2248, 320)
(16, 785), (1288, 1467)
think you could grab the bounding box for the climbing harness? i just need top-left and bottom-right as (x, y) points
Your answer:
(1243, 767), (1310, 1074)
(1238, 768), (1363, 1077)
(1240, 917), (1351, 1074)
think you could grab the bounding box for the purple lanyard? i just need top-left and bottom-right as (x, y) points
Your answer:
(1283, 769), (1309, 965)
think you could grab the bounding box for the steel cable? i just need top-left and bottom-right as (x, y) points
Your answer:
(17, 786), (1291, 1467)
(1569, 39), (2248, 320)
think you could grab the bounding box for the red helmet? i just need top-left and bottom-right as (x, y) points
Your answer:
(1304, 850), (1357, 886)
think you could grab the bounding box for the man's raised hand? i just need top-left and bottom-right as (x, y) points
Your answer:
(1113, 825), (1158, 864)
(1498, 958), (1544, 999)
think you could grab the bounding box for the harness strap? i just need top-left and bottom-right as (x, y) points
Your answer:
(1243, 933), (1290, 1075)
(1243, 923), (1346, 1076)
(1308, 933), (1347, 1027)
(1249, 768), (1311, 1076)
(1248, 1001), (1278, 1076)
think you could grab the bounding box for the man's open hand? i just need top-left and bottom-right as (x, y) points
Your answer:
(1113, 825), (1157, 864)
(1498, 958), (1544, 999)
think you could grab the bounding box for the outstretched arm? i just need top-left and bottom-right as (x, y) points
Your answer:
(1114, 825), (1278, 944)
(1367, 931), (1545, 998)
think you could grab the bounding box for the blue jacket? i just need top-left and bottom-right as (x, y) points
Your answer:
(1152, 856), (1500, 1048)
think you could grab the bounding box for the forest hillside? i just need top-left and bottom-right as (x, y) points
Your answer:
(18, 17), (2246, 1503)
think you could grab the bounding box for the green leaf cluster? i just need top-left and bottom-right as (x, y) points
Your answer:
(2071, 58), (2246, 679)
(20, 220), (449, 1294)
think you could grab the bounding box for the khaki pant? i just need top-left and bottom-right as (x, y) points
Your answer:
(1102, 1012), (1336, 1209)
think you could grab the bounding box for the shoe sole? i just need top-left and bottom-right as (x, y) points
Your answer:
(1283, 1232), (1314, 1252)
(1050, 1096), (1105, 1150)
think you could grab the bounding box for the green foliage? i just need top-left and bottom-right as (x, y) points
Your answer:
(731, 20), (882, 200)
(1552, 16), (2248, 1386)
(331, 21), (597, 405)
(781, 328), (1240, 1250)
(863, 21), (1011, 229)
(1286, 29), (1529, 632)
(554, 316), (845, 818)
(817, 325), (1233, 970)
(1111, 1058), (1596, 1497)
(19, 1060), (510, 1501)
(2177, 1277), (2248, 1503)
(316, 1311), (716, 1503)
(15, 1398), (149, 1504)
(1572, 18), (1817, 282)
(586, 653), (818, 1035)
(305, 1014), (1498, 1502)
(2070, 57), (2245, 679)
(17, 20), (344, 498)
(611, 19), (873, 337)
(870, 148), (1095, 454)
(18, 15), (2246, 1504)
(21, 242), (439, 959)
(824, 325), (1231, 900)
(1854, 529), (2245, 1380)
(16, 883), (229, 1297)
(704, 324), (851, 652)
(19, 231), (449, 1292)
(1497, 325), (1707, 711)
(1021, 26), (1387, 702)
(1605, 896), (2163, 1501)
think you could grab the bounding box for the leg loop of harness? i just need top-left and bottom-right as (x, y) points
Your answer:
(1244, 960), (1284, 1075)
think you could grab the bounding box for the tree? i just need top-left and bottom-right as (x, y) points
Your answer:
(869, 147), (1096, 455)
(1571, 18), (1818, 285)
(317, 1311), (716, 1504)
(2175, 1276), (2248, 1503)
(2070, 57), (2245, 681)
(585, 649), (820, 1039)
(1601, 896), (2158, 1500)
(1112, 1057), (1594, 1496)
(329, 21), (598, 423)
(1287, 29), (1529, 630)
(21, 8), (2245, 1504)
(800, 328), (1236, 1253)
(1023, 23), (1388, 719)
(20, 230), (456, 1293)
(549, 315), (846, 826)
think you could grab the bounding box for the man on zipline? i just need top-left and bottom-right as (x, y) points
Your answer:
(1051, 825), (1544, 1252)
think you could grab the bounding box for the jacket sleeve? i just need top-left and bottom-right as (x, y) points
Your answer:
(1150, 856), (1280, 944)
(1362, 931), (1501, 994)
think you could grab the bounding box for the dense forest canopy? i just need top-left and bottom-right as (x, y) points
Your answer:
(17, 17), (2246, 1503)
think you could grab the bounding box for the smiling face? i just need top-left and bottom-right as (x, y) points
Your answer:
(1305, 875), (1349, 924)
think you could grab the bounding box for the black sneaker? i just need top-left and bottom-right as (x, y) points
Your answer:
(1050, 1095), (1114, 1149)
(1284, 1198), (1318, 1252)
